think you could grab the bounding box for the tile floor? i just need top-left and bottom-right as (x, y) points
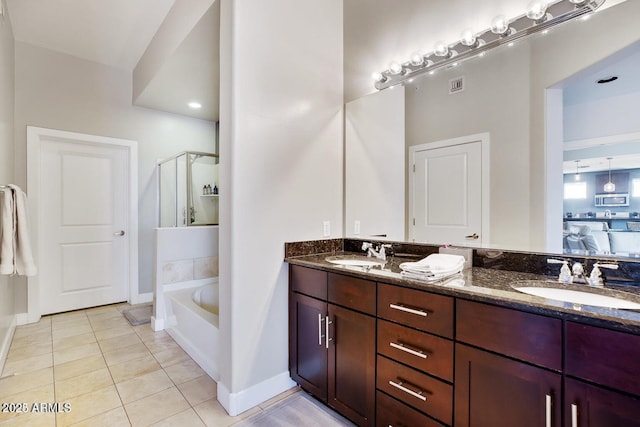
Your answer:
(0, 303), (301, 426)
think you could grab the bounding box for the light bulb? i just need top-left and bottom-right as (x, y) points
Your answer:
(604, 181), (616, 192)
(188, 102), (202, 109)
(434, 41), (449, 57)
(490, 15), (510, 35)
(410, 52), (424, 66)
(389, 62), (403, 75)
(460, 28), (477, 47)
(526, 1), (548, 21)
(372, 72), (385, 82)
(569, 0), (586, 4)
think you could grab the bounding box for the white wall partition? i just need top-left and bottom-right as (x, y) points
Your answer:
(218, 0), (343, 416)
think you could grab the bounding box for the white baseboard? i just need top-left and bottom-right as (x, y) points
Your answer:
(131, 292), (153, 305)
(0, 315), (17, 375)
(217, 372), (297, 416)
(150, 316), (165, 331)
(15, 312), (30, 326)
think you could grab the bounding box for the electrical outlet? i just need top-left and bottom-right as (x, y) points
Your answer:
(323, 221), (331, 237)
(354, 220), (361, 235)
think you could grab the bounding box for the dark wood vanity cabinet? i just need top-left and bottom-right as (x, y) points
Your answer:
(455, 344), (561, 427)
(565, 378), (640, 427)
(564, 322), (640, 427)
(289, 266), (375, 426)
(376, 284), (454, 426)
(289, 264), (640, 426)
(455, 300), (563, 427)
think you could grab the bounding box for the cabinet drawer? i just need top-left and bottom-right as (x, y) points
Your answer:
(290, 265), (327, 300)
(566, 322), (640, 396)
(328, 273), (376, 315)
(456, 300), (562, 371)
(378, 284), (454, 338)
(377, 355), (452, 425)
(376, 391), (443, 427)
(377, 320), (453, 382)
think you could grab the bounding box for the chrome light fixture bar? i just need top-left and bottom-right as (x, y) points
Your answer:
(374, 0), (606, 90)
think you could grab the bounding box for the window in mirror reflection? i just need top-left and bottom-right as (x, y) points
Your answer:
(564, 182), (587, 200)
(632, 179), (640, 198)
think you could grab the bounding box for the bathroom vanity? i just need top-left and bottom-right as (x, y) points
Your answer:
(286, 246), (640, 427)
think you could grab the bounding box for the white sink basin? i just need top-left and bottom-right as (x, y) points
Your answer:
(512, 283), (640, 310)
(325, 255), (385, 268)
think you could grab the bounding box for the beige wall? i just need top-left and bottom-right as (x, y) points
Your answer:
(13, 42), (217, 302)
(0, 5), (16, 365)
(405, 45), (531, 249)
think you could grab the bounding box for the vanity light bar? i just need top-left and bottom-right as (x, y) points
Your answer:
(374, 0), (606, 90)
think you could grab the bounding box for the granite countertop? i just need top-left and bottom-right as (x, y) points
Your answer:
(285, 252), (640, 334)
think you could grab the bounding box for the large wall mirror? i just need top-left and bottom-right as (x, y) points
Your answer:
(344, 0), (640, 259)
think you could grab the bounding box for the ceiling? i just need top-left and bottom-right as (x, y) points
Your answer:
(3, 0), (631, 123)
(5, 0), (219, 121)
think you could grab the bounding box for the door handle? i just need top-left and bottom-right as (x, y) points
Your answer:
(465, 233), (479, 240)
(113, 230), (125, 236)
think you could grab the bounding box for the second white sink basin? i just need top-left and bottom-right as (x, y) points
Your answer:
(512, 283), (640, 310)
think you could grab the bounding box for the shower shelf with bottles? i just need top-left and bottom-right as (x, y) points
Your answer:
(158, 151), (219, 227)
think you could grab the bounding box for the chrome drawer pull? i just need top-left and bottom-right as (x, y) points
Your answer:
(388, 380), (427, 402)
(325, 316), (332, 349)
(389, 303), (428, 317)
(546, 394), (552, 427)
(389, 342), (428, 359)
(571, 403), (578, 427)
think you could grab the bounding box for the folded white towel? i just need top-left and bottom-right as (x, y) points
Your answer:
(399, 253), (465, 277)
(0, 189), (14, 275)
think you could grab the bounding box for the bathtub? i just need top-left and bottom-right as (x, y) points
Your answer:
(163, 281), (219, 380)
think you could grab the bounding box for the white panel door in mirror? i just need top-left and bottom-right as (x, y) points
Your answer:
(413, 141), (481, 245)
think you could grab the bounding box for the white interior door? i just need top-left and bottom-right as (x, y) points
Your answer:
(412, 140), (483, 245)
(37, 137), (130, 314)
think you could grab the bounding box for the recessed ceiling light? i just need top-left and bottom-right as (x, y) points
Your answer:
(188, 102), (202, 109)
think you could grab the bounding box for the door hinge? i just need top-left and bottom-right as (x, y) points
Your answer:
(413, 164), (416, 173)
(413, 218), (416, 226)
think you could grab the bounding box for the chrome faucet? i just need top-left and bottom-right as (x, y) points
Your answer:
(547, 258), (618, 287)
(587, 262), (619, 287)
(361, 242), (392, 260)
(572, 262), (586, 284)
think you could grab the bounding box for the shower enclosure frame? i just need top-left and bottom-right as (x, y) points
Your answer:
(157, 151), (220, 227)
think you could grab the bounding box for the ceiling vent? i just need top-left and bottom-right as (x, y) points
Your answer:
(449, 76), (465, 95)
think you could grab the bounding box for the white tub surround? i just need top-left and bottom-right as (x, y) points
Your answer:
(152, 226), (218, 331)
(163, 282), (219, 380)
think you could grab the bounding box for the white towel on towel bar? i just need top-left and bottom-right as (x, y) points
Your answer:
(0, 188), (14, 274)
(0, 185), (37, 276)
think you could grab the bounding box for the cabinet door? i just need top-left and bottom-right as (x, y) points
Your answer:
(289, 292), (327, 400)
(455, 344), (561, 427)
(328, 304), (376, 426)
(565, 378), (640, 427)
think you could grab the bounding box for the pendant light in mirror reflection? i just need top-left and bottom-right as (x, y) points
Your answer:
(372, 0), (606, 90)
(604, 157), (616, 193)
(574, 160), (581, 181)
